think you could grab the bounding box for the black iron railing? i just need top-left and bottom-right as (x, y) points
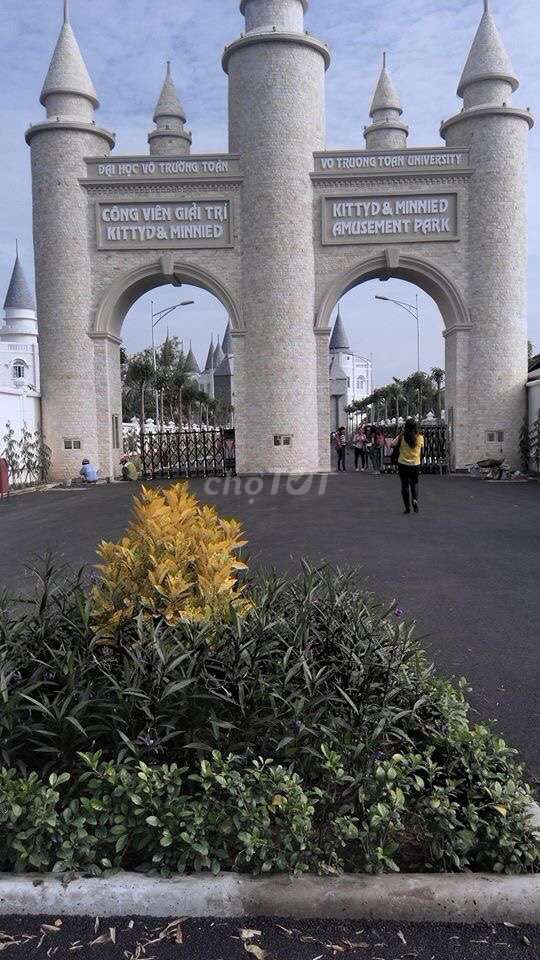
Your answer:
(529, 417), (540, 474)
(139, 429), (235, 480)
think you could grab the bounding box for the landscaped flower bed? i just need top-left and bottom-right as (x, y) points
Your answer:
(0, 485), (537, 877)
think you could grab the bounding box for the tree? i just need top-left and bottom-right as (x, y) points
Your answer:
(125, 351), (155, 433)
(431, 367), (445, 417)
(170, 353), (191, 426)
(528, 340), (535, 362)
(183, 380), (200, 430)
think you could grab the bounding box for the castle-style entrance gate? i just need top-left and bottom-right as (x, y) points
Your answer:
(27, 0), (533, 479)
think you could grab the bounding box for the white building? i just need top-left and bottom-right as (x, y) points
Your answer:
(329, 309), (372, 431)
(0, 250), (41, 447)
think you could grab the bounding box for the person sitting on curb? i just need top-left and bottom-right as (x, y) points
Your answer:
(79, 459), (99, 484)
(120, 454), (138, 481)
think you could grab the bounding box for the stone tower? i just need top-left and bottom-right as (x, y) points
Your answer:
(148, 62), (192, 157)
(224, 0), (331, 472)
(365, 53), (408, 150)
(441, 0), (533, 463)
(26, 0), (115, 479)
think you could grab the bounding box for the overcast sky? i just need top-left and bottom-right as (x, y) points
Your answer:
(1, 0), (538, 387)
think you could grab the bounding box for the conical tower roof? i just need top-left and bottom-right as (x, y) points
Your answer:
(213, 341), (225, 368)
(222, 320), (233, 356)
(185, 343), (200, 375)
(204, 337), (215, 372)
(153, 61), (186, 122)
(40, 1), (99, 108)
(329, 310), (350, 351)
(458, 1), (518, 97)
(3, 251), (36, 312)
(370, 53), (402, 117)
(215, 356), (232, 377)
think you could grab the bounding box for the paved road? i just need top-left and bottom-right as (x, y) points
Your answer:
(0, 472), (539, 778)
(0, 916), (537, 959)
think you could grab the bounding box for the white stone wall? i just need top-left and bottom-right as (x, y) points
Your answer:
(0, 392), (41, 447)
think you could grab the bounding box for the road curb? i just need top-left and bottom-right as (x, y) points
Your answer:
(0, 872), (538, 922)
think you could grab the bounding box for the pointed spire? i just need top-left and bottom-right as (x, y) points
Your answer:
(3, 249), (36, 312)
(153, 61), (186, 122)
(185, 341), (200, 375)
(329, 308), (350, 352)
(213, 340), (225, 369)
(40, 2), (99, 109)
(457, 1), (518, 98)
(149, 61), (192, 157)
(222, 320), (233, 357)
(370, 51), (402, 117)
(204, 335), (215, 372)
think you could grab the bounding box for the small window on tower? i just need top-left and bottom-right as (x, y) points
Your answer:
(12, 361), (25, 380)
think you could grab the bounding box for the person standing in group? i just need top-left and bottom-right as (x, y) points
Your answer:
(334, 426), (348, 472)
(352, 425), (368, 471)
(370, 426), (385, 473)
(391, 418), (424, 514)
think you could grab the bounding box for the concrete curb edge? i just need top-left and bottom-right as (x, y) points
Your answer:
(0, 871), (538, 922)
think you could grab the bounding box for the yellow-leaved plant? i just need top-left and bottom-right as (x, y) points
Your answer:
(91, 483), (251, 638)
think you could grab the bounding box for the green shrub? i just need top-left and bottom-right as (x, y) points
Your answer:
(0, 752), (357, 877)
(0, 769), (69, 872)
(0, 561), (537, 875)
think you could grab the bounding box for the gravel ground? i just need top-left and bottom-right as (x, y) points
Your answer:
(0, 916), (537, 960)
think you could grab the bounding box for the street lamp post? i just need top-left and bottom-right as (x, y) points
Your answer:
(151, 299), (194, 425)
(375, 293), (421, 373)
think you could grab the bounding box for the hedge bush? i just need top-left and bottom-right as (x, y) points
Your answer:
(0, 558), (537, 875)
(0, 751), (356, 876)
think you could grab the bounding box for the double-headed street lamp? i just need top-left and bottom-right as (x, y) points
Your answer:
(151, 299), (195, 424)
(375, 293), (421, 373)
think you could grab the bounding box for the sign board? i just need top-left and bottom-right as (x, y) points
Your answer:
(86, 155), (241, 181)
(313, 149), (469, 175)
(322, 192), (459, 245)
(96, 200), (233, 250)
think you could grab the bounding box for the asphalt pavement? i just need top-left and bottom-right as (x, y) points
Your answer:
(0, 916), (537, 960)
(0, 471), (538, 778)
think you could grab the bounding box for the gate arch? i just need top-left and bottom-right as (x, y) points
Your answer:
(90, 259), (243, 479)
(315, 252), (470, 334)
(91, 259), (244, 342)
(314, 252), (471, 469)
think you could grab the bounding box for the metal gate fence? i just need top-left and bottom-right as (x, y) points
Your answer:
(139, 429), (235, 480)
(360, 422), (448, 474)
(529, 417), (540, 474)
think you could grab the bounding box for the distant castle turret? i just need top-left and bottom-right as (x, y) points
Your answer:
(328, 309), (372, 431)
(0, 248), (41, 444)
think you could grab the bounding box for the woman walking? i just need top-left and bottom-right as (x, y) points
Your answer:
(392, 418), (424, 514)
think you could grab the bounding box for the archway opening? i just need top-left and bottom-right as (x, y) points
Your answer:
(328, 277), (446, 432)
(92, 262), (241, 477)
(318, 254), (469, 470)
